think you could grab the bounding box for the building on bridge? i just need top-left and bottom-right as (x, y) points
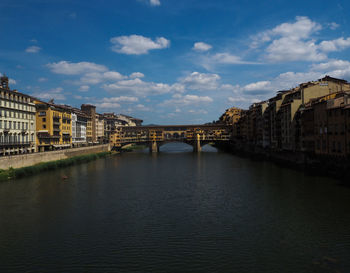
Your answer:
(109, 125), (230, 153)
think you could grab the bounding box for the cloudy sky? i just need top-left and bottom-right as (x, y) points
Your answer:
(1, 0), (350, 124)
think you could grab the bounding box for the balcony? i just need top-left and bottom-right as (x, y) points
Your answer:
(53, 121), (60, 126)
(0, 141), (32, 147)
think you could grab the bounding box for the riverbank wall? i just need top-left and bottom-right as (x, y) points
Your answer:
(215, 141), (350, 181)
(0, 144), (111, 170)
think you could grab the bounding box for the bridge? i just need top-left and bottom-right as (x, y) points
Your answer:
(110, 124), (231, 152)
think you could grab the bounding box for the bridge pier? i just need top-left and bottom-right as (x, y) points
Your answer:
(149, 141), (159, 153)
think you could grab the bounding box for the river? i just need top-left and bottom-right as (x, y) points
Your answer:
(0, 143), (350, 272)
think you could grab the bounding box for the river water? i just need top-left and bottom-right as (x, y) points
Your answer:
(0, 143), (350, 272)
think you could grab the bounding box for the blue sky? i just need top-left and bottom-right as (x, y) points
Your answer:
(1, 0), (350, 124)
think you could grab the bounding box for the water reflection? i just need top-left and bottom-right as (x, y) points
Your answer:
(0, 143), (349, 272)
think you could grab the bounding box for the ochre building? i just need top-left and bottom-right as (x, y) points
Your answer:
(35, 101), (72, 152)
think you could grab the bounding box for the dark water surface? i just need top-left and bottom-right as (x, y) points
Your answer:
(1, 143), (350, 272)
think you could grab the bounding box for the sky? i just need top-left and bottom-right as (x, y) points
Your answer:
(1, 0), (350, 124)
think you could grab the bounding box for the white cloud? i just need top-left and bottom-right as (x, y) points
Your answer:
(243, 81), (272, 92)
(103, 71), (126, 81)
(102, 96), (139, 103)
(103, 78), (180, 96)
(266, 38), (326, 62)
(79, 71), (126, 85)
(310, 59), (350, 72)
(200, 53), (259, 69)
(38, 77), (48, 82)
(47, 61), (108, 75)
(252, 16), (325, 62)
(160, 94), (213, 107)
(9, 79), (16, 85)
(220, 84), (240, 92)
(271, 16), (321, 39)
(32, 87), (65, 101)
(25, 46), (41, 53)
(135, 104), (151, 111)
(251, 16), (350, 63)
(318, 37), (350, 52)
(79, 85), (90, 92)
(95, 102), (121, 109)
(181, 72), (220, 90)
(130, 72), (145, 79)
(150, 0), (160, 6)
(188, 109), (208, 114)
(328, 22), (340, 30)
(193, 42), (212, 52)
(110, 35), (170, 55)
(310, 60), (350, 79)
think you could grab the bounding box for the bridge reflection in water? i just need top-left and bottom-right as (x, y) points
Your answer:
(110, 124), (231, 152)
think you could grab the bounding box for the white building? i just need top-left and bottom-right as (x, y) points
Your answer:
(0, 75), (36, 155)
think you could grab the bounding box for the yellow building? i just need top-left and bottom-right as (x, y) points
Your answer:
(35, 101), (72, 151)
(219, 107), (243, 125)
(279, 76), (350, 150)
(109, 127), (122, 148)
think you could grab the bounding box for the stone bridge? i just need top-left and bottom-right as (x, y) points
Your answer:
(110, 124), (231, 152)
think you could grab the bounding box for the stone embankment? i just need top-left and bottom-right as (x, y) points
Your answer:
(215, 142), (350, 182)
(0, 144), (111, 170)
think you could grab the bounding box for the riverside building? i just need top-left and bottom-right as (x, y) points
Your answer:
(81, 104), (96, 143)
(35, 100), (72, 151)
(0, 75), (36, 155)
(71, 109), (88, 147)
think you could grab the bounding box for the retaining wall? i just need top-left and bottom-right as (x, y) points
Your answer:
(0, 144), (111, 169)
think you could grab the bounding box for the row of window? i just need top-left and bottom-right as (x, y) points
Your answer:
(0, 100), (35, 112)
(0, 120), (32, 130)
(316, 139), (350, 154)
(317, 123), (350, 135)
(0, 109), (35, 120)
(0, 134), (34, 143)
(0, 91), (31, 103)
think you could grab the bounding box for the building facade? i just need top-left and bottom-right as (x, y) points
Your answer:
(35, 101), (72, 151)
(96, 113), (105, 143)
(81, 104), (96, 143)
(0, 75), (36, 155)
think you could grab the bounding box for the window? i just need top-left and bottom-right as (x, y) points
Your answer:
(43, 124), (46, 129)
(42, 117), (46, 122)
